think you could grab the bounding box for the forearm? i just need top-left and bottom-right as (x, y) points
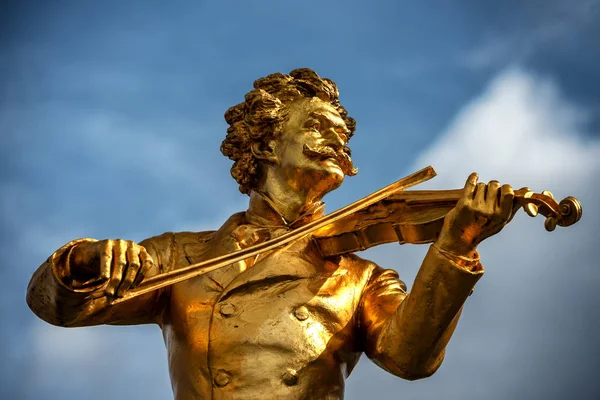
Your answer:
(365, 244), (483, 379)
(26, 238), (165, 327)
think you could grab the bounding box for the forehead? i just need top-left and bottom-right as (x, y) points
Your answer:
(288, 98), (345, 126)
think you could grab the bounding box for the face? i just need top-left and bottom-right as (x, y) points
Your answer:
(266, 98), (356, 196)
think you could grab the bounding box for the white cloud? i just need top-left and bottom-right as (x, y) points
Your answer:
(347, 67), (600, 399)
(413, 67), (599, 189)
(29, 322), (172, 399)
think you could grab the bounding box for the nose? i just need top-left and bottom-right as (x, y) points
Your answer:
(324, 128), (346, 150)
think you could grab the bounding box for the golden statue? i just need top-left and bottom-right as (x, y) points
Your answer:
(26, 69), (582, 399)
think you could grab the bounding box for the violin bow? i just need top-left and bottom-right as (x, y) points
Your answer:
(111, 167), (583, 305)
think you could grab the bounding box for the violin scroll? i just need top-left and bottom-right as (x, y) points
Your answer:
(515, 189), (582, 232)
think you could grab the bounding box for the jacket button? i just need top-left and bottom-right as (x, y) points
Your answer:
(219, 303), (236, 317)
(213, 371), (230, 387)
(293, 306), (309, 321)
(282, 369), (299, 386)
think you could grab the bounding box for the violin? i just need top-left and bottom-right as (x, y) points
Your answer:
(314, 185), (582, 257)
(111, 166), (582, 305)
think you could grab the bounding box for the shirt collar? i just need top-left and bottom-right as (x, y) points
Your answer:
(245, 191), (326, 229)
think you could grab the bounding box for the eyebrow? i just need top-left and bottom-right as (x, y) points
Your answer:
(310, 111), (349, 132)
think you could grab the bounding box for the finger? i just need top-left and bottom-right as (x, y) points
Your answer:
(98, 241), (113, 281)
(473, 182), (487, 206)
(133, 246), (155, 288)
(117, 242), (140, 297)
(106, 240), (127, 297)
(499, 184), (515, 221)
(487, 180), (500, 206)
(464, 172), (479, 199)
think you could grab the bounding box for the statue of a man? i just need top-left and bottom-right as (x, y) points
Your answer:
(27, 68), (515, 399)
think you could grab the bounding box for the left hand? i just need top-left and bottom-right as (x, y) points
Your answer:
(436, 172), (515, 257)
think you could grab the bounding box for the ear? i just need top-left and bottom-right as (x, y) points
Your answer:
(251, 141), (279, 165)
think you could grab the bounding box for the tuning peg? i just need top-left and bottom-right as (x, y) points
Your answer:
(524, 203), (538, 217)
(545, 217), (557, 232)
(522, 192), (538, 217)
(542, 190), (554, 199)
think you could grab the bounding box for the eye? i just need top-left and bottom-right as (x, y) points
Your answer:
(335, 128), (348, 142)
(305, 119), (321, 131)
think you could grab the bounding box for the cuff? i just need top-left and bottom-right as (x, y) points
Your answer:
(50, 238), (105, 293)
(431, 243), (484, 273)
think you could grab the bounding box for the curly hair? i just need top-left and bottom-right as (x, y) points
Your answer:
(220, 68), (356, 195)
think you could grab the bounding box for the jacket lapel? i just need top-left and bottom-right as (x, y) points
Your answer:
(218, 235), (326, 301)
(182, 212), (251, 291)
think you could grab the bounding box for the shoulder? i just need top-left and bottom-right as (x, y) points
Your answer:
(339, 253), (407, 293)
(339, 253), (378, 274)
(139, 211), (247, 249)
(336, 253), (380, 288)
(140, 230), (216, 249)
(138, 231), (215, 272)
(137, 212), (247, 271)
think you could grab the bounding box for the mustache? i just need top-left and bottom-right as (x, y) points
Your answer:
(302, 144), (358, 176)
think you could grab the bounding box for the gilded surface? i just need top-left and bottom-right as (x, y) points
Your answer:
(26, 68), (580, 399)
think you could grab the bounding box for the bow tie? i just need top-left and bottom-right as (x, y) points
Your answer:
(231, 224), (291, 250)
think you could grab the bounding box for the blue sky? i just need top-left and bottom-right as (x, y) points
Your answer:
(2, 1), (600, 399)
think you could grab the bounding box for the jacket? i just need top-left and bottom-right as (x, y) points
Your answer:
(27, 193), (484, 399)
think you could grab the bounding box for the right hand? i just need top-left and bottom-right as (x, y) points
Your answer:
(70, 239), (155, 298)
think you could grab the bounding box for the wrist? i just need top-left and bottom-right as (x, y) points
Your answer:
(435, 236), (478, 258)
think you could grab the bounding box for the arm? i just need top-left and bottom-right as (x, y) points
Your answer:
(359, 245), (483, 380)
(360, 173), (514, 379)
(26, 234), (173, 327)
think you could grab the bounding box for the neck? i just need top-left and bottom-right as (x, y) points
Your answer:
(255, 168), (325, 223)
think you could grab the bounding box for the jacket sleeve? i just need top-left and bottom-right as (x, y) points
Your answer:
(359, 244), (484, 380)
(26, 233), (175, 327)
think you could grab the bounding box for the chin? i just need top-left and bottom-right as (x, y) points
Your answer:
(323, 167), (345, 189)
(300, 161), (345, 195)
